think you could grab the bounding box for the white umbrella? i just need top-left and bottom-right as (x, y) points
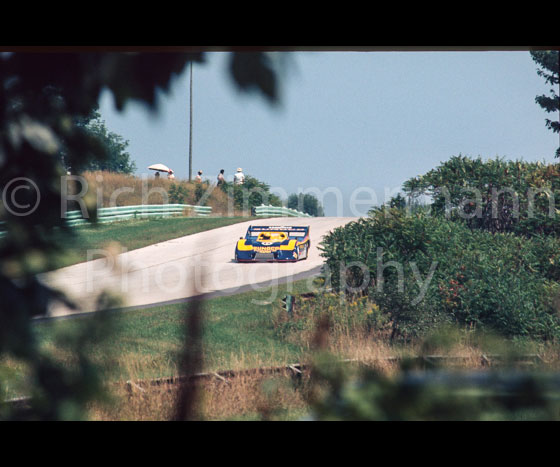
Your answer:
(148, 163), (171, 173)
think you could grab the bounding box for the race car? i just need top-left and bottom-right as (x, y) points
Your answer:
(235, 225), (311, 262)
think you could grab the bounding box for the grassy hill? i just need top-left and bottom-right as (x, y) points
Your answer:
(68, 171), (235, 215)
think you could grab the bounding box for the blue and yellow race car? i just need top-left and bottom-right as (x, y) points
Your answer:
(235, 225), (311, 262)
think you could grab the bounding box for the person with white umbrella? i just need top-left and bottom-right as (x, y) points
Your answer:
(148, 164), (174, 180)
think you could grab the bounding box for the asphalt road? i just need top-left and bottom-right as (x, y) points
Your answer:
(39, 217), (358, 318)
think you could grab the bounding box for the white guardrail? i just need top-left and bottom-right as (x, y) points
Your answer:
(0, 204), (309, 238)
(65, 204), (212, 226)
(0, 204), (212, 236)
(254, 205), (312, 218)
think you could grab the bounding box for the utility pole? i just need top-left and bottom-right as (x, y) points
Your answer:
(188, 62), (193, 182)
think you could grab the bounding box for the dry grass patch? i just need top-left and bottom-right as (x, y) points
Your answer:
(90, 371), (310, 421)
(68, 171), (241, 216)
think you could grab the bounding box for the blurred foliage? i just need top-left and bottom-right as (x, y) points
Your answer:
(306, 325), (560, 421)
(229, 52), (280, 105)
(308, 359), (560, 421)
(1, 308), (116, 420)
(307, 318), (560, 421)
(0, 50), (285, 420)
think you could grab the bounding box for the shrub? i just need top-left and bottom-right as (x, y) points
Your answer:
(287, 193), (324, 217)
(230, 175), (283, 214)
(402, 155), (560, 237)
(273, 293), (391, 343)
(320, 207), (560, 341)
(168, 183), (189, 204)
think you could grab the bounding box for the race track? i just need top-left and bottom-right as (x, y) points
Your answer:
(39, 217), (357, 318)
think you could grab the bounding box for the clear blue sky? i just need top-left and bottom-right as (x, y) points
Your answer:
(98, 51), (559, 216)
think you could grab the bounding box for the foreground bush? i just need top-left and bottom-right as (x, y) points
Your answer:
(320, 208), (560, 341)
(308, 356), (560, 421)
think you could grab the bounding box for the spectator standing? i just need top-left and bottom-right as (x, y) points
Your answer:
(167, 169), (175, 180)
(233, 167), (245, 185)
(217, 169), (225, 185)
(195, 170), (203, 183)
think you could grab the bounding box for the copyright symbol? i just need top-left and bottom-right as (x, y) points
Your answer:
(2, 177), (41, 216)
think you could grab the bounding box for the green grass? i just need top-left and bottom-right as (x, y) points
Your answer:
(47, 216), (253, 271)
(33, 279), (317, 382)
